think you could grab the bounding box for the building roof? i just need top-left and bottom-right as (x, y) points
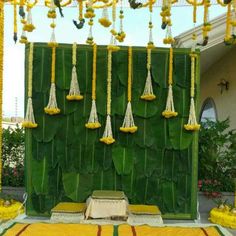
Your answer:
(174, 13), (235, 74)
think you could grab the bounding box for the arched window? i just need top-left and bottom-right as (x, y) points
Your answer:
(200, 98), (217, 122)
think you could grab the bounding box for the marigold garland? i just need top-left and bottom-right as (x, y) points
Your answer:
(44, 46), (61, 115)
(13, 0), (17, 42)
(116, 0), (126, 42)
(22, 43), (38, 128)
(67, 43), (83, 101)
(147, 0), (155, 49)
(86, 44), (101, 129)
(120, 47), (137, 133)
(140, 48), (156, 101)
(86, 0), (96, 45)
(0, 200), (24, 220)
(100, 49), (115, 144)
(162, 47), (178, 118)
(0, 0), (4, 193)
(201, 0), (211, 45)
(23, 7), (36, 32)
(184, 50), (200, 131)
(48, 0), (58, 47)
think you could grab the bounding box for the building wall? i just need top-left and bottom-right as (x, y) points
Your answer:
(201, 47), (236, 129)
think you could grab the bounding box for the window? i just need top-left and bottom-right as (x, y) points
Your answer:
(200, 98), (217, 122)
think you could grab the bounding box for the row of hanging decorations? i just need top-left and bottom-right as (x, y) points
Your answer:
(10, 0), (236, 46)
(22, 41), (200, 145)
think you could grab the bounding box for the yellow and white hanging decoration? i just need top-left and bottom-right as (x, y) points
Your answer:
(184, 45), (200, 131)
(23, 4), (36, 33)
(66, 43), (83, 101)
(48, 0), (58, 47)
(120, 47), (137, 133)
(99, 5), (112, 27)
(85, 0), (96, 45)
(116, 0), (126, 42)
(147, 0), (155, 49)
(201, 0), (211, 46)
(44, 46), (61, 115)
(22, 43), (38, 128)
(72, 0), (85, 29)
(140, 48), (156, 101)
(108, 0), (120, 51)
(162, 47), (178, 118)
(100, 49), (115, 145)
(13, 0), (17, 42)
(19, 0), (28, 44)
(85, 44), (101, 129)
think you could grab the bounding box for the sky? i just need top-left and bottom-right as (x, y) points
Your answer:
(3, 4), (226, 117)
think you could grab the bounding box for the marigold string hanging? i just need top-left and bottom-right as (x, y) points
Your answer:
(13, 0), (17, 42)
(162, 47), (178, 118)
(67, 43), (83, 101)
(23, 5), (36, 33)
(19, 0), (28, 44)
(85, 44), (101, 129)
(73, 0), (85, 29)
(99, 5), (112, 27)
(108, 0), (120, 51)
(200, 0), (211, 46)
(147, 0), (155, 49)
(22, 43), (38, 128)
(85, 0), (96, 45)
(184, 47), (200, 131)
(100, 49), (115, 145)
(116, 0), (126, 42)
(140, 48), (156, 101)
(44, 46), (61, 115)
(120, 47), (137, 133)
(48, 0), (58, 47)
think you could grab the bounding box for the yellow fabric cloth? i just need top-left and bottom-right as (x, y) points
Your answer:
(118, 224), (221, 236)
(3, 223), (113, 236)
(128, 205), (161, 215)
(51, 202), (86, 213)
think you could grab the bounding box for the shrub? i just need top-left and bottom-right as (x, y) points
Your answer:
(2, 126), (24, 187)
(198, 118), (236, 193)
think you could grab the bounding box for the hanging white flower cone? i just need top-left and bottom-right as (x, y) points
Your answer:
(19, 30), (28, 44)
(23, 8), (35, 32)
(100, 115), (115, 144)
(162, 84), (178, 118)
(22, 42), (37, 128)
(141, 48), (156, 101)
(44, 83), (60, 115)
(22, 98), (38, 128)
(99, 6), (112, 27)
(141, 69), (156, 101)
(66, 66), (83, 101)
(48, 28), (58, 47)
(120, 102), (137, 133)
(184, 98), (200, 131)
(85, 100), (101, 129)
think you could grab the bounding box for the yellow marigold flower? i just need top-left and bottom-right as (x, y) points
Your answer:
(100, 137), (115, 145)
(107, 45), (120, 52)
(21, 19), (26, 24)
(231, 21), (236, 27)
(184, 124), (200, 131)
(47, 11), (57, 19)
(110, 29), (117, 36)
(66, 95), (84, 101)
(85, 122), (101, 129)
(99, 18), (112, 27)
(0, 200), (24, 220)
(120, 126), (138, 133)
(23, 24), (35, 32)
(162, 110), (178, 118)
(48, 42), (58, 47)
(203, 24), (212, 32)
(22, 121), (38, 128)
(84, 9), (95, 19)
(50, 23), (56, 28)
(20, 37), (28, 44)
(147, 42), (155, 49)
(44, 107), (60, 115)
(140, 94), (156, 101)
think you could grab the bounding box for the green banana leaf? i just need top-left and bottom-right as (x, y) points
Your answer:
(55, 47), (73, 90)
(94, 142), (112, 170)
(31, 193), (53, 214)
(134, 146), (158, 177)
(112, 146), (134, 175)
(32, 115), (60, 143)
(33, 47), (51, 93)
(32, 156), (49, 195)
(121, 169), (136, 201)
(151, 51), (168, 88)
(48, 164), (62, 199)
(62, 172), (93, 202)
(92, 168), (120, 191)
(112, 92), (127, 116)
(162, 181), (177, 213)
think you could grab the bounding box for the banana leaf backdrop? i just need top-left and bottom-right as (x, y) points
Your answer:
(25, 43), (200, 219)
